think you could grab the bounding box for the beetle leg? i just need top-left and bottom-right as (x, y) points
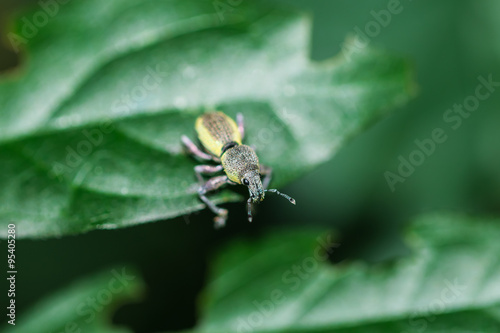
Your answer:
(181, 135), (220, 163)
(247, 197), (253, 223)
(198, 175), (231, 228)
(236, 113), (244, 140)
(260, 164), (273, 190)
(194, 164), (223, 183)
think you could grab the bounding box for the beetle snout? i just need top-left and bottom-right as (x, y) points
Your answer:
(249, 183), (265, 203)
(254, 189), (265, 202)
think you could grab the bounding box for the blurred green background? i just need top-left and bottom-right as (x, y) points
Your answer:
(1, 0), (499, 332)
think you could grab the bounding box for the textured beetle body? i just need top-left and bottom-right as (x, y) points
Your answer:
(182, 111), (295, 228)
(221, 145), (264, 200)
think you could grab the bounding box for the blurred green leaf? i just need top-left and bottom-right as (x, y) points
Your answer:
(188, 214), (500, 333)
(0, 0), (415, 238)
(3, 266), (142, 333)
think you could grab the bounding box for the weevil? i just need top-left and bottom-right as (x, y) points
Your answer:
(182, 111), (296, 228)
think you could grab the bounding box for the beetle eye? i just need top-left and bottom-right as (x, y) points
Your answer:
(242, 178), (250, 186)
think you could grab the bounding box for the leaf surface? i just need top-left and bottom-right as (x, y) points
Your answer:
(2, 266), (142, 333)
(188, 214), (500, 333)
(0, 1), (415, 238)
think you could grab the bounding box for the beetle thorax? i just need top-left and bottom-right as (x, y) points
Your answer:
(221, 145), (260, 184)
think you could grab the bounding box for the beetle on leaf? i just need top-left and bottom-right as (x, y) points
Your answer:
(182, 111), (296, 228)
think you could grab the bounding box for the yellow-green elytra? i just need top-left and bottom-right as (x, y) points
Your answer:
(182, 111), (296, 228)
(195, 112), (241, 158)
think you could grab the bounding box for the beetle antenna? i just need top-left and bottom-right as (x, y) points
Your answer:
(264, 189), (296, 205)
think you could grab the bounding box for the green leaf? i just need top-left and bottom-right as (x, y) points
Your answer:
(0, 0), (415, 238)
(189, 214), (500, 333)
(2, 266), (142, 333)
(7, 216), (498, 332)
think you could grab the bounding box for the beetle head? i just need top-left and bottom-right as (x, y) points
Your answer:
(241, 169), (265, 203)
